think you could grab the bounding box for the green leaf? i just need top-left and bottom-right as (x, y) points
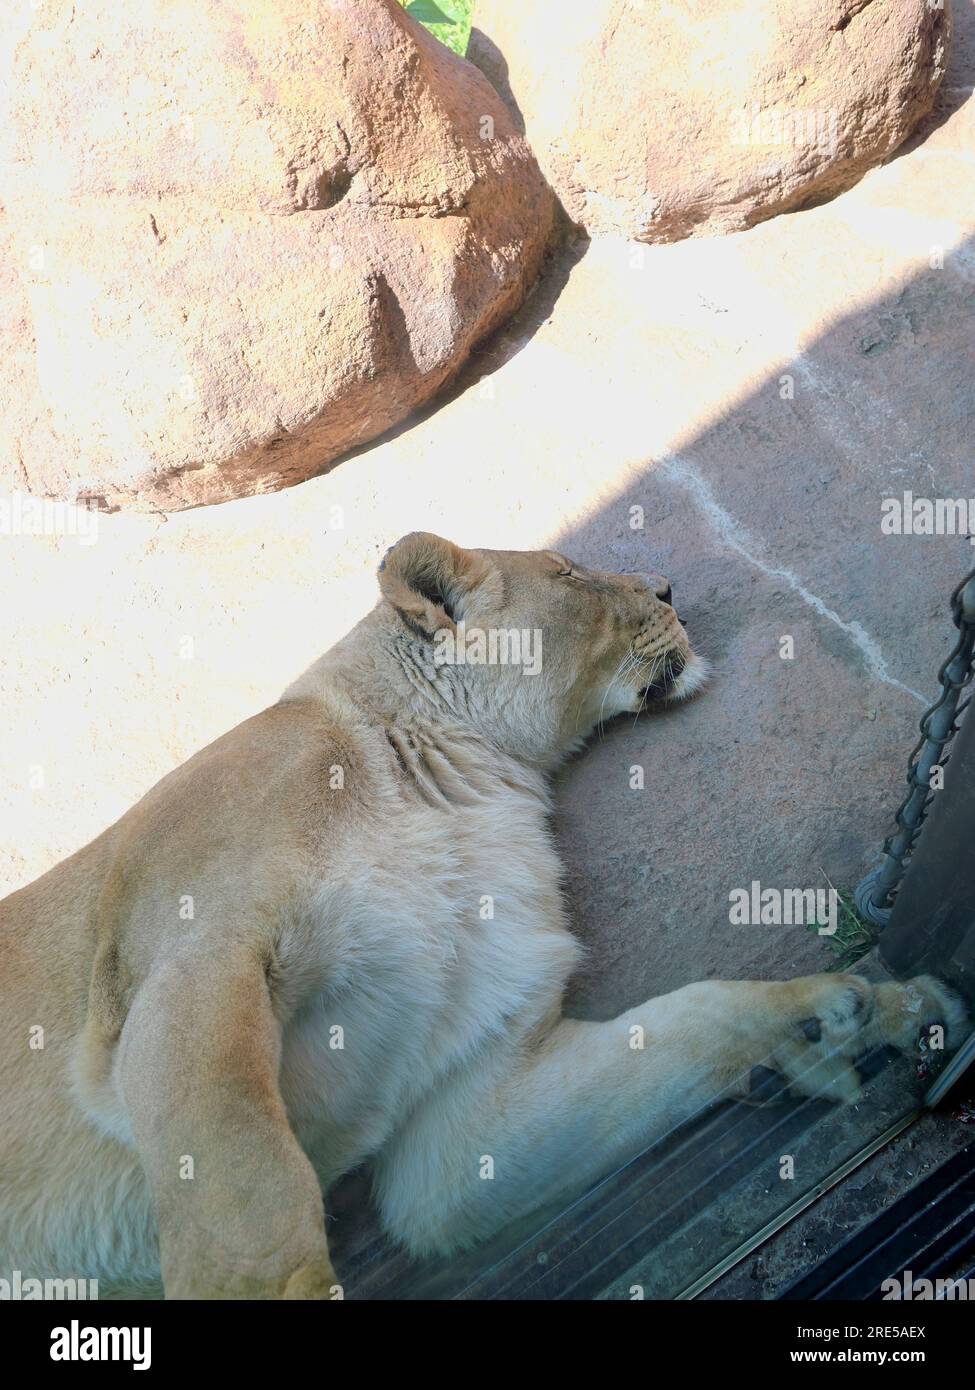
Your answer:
(405, 0), (456, 25)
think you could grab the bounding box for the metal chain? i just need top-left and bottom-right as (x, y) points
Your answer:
(855, 567), (975, 926)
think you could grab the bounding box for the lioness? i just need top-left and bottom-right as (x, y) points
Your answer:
(0, 533), (966, 1299)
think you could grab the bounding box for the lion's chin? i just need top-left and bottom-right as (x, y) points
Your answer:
(636, 652), (709, 707)
(668, 651), (710, 700)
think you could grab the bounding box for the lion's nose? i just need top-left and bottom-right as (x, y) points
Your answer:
(635, 573), (672, 604)
(631, 572), (670, 600)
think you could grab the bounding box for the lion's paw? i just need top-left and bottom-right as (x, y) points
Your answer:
(741, 972), (968, 1107)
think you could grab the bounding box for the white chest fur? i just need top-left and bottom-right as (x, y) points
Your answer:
(278, 786), (581, 1186)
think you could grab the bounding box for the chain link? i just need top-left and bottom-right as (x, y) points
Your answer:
(855, 567), (975, 926)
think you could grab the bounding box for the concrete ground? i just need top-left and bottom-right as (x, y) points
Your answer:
(3, 2), (975, 1297)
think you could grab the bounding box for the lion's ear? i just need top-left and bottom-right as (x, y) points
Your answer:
(378, 533), (491, 639)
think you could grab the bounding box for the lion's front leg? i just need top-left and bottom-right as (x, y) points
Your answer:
(375, 973), (967, 1259)
(117, 940), (337, 1300)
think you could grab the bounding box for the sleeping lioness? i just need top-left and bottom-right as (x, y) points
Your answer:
(0, 533), (966, 1298)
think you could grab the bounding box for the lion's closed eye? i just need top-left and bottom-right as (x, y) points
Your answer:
(543, 551), (572, 575)
(544, 553), (580, 580)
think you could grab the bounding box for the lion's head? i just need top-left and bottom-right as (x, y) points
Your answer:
(372, 533), (706, 768)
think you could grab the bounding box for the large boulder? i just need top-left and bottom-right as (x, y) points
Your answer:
(0, 0), (556, 510)
(469, 0), (949, 244)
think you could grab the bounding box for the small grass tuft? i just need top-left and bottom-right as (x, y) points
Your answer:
(809, 889), (881, 972)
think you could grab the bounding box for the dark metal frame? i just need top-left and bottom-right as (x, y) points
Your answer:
(779, 1141), (975, 1301)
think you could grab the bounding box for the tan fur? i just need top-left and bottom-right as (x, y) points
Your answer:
(0, 535), (966, 1298)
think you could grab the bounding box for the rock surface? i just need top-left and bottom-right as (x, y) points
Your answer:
(469, 0), (950, 243)
(0, 0), (556, 510)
